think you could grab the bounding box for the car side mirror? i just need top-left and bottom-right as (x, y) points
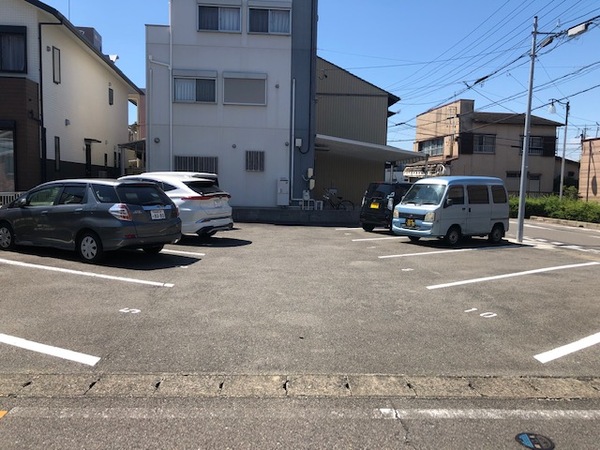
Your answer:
(445, 198), (453, 208)
(15, 197), (27, 208)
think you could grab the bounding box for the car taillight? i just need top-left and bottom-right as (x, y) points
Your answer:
(172, 206), (180, 218)
(109, 203), (133, 221)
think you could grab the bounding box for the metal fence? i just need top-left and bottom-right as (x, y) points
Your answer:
(0, 192), (22, 206)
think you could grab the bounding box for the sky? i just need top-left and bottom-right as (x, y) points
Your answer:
(41, 0), (600, 161)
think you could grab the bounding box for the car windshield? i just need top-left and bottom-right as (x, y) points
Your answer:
(401, 184), (445, 205)
(185, 180), (224, 195)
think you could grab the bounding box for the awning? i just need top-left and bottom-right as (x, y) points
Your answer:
(315, 134), (424, 164)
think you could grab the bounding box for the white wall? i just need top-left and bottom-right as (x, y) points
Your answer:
(146, 0), (293, 207)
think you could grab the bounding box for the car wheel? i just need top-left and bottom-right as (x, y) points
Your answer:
(488, 224), (504, 244)
(444, 226), (461, 246)
(408, 236), (421, 242)
(362, 224), (375, 232)
(78, 231), (104, 263)
(143, 244), (164, 254)
(0, 222), (15, 250)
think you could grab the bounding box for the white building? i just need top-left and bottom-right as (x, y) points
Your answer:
(0, 0), (142, 191)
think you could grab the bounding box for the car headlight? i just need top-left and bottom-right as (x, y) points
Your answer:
(424, 211), (435, 222)
(393, 209), (399, 218)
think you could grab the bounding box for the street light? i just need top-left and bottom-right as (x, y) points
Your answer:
(515, 17), (592, 243)
(549, 99), (570, 200)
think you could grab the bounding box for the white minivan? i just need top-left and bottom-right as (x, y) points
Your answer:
(391, 176), (509, 245)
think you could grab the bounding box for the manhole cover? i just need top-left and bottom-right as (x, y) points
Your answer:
(515, 432), (554, 450)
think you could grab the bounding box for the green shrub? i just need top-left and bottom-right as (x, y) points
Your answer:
(509, 194), (600, 223)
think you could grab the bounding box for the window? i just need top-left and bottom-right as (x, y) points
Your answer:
(418, 138), (444, 157)
(198, 6), (241, 32)
(474, 134), (495, 153)
(108, 88), (114, 105)
(467, 185), (489, 204)
(54, 136), (60, 171)
(491, 185), (507, 203)
(174, 77), (216, 103)
(174, 155), (218, 173)
(0, 121), (15, 191)
(223, 72), (267, 105)
(58, 185), (86, 205)
(520, 136), (544, 155)
(447, 185), (464, 205)
(246, 150), (265, 172)
(0, 26), (26, 73)
(52, 47), (61, 84)
(249, 8), (291, 34)
(28, 186), (61, 206)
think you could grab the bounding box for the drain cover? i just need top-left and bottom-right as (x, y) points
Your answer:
(515, 432), (554, 449)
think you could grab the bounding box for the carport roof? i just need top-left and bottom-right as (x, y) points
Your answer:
(315, 134), (425, 164)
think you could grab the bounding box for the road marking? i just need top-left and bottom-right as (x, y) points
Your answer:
(0, 258), (174, 288)
(0, 410), (7, 419)
(427, 261), (600, 290)
(161, 249), (206, 257)
(0, 333), (100, 366)
(376, 408), (600, 420)
(534, 331), (600, 363)
(379, 248), (474, 259)
(352, 236), (405, 242)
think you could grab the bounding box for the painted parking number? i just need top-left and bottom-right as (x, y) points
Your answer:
(464, 308), (497, 318)
(120, 308), (141, 314)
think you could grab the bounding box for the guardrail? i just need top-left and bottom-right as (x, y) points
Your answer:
(0, 192), (22, 206)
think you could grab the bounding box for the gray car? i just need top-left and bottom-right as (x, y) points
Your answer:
(0, 179), (181, 263)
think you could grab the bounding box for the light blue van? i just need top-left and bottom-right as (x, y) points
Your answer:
(391, 176), (509, 245)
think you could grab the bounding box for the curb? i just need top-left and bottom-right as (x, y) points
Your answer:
(2, 374), (599, 400)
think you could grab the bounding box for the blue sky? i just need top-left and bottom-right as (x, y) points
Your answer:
(42, 0), (599, 160)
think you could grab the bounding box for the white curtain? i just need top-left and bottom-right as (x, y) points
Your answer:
(1, 34), (26, 71)
(220, 8), (241, 31)
(270, 10), (290, 34)
(174, 79), (196, 102)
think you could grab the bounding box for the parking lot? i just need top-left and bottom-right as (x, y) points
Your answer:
(1, 219), (599, 383)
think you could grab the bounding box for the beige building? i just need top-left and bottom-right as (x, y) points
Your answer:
(313, 58), (422, 205)
(411, 99), (562, 195)
(579, 138), (600, 203)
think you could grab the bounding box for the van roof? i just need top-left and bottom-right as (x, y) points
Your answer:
(415, 176), (504, 185)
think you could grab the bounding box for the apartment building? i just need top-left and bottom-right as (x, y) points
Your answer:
(145, 0), (418, 208)
(410, 99), (563, 195)
(0, 0), (143, 192)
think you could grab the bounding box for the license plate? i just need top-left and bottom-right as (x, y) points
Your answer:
(370, 202), (379, 209)
(405, 218), (415, 228)
(151, 209), (166, 220)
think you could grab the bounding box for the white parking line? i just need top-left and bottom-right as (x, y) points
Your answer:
(161, 249), (206, 257)
(534, 331), (600, 363)
(427, 261), (600, 290)
(352, 236), (405, 242)
(376, 408), (600, 420)
(379, 248), (474, 259)
(0, 258), (174, 288)
(0, 333), (100, 366)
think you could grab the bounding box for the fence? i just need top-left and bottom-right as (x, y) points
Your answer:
(0, 192), (22, 206)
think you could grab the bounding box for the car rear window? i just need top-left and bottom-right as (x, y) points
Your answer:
(184, 180), (224, 195)
(92, 184), (120, 203)
(116, 185), (171, 206)
(366, 183), (394, 197)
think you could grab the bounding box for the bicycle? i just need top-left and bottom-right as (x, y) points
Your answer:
(322, 188), (354, 211)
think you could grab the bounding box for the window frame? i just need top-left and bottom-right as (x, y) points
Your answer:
(245, 150), (265, 172)
(52, 46), (61, 84)
(248, 7), (291, 35)
(419, 138), (444, 157)
(174, 76), (217, 103)
(223, 72), (267, 106)
(0, 25), (27, 73)
(473, 133), (495, 154)
(198, 5), (241, 33)
(466, 185), (490, 205)
(108, 87), (114, 106)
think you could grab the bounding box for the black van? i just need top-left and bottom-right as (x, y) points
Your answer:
(359, 182), (412, 231)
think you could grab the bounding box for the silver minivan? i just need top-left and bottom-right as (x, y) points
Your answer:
(391, 176), (509, 245)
